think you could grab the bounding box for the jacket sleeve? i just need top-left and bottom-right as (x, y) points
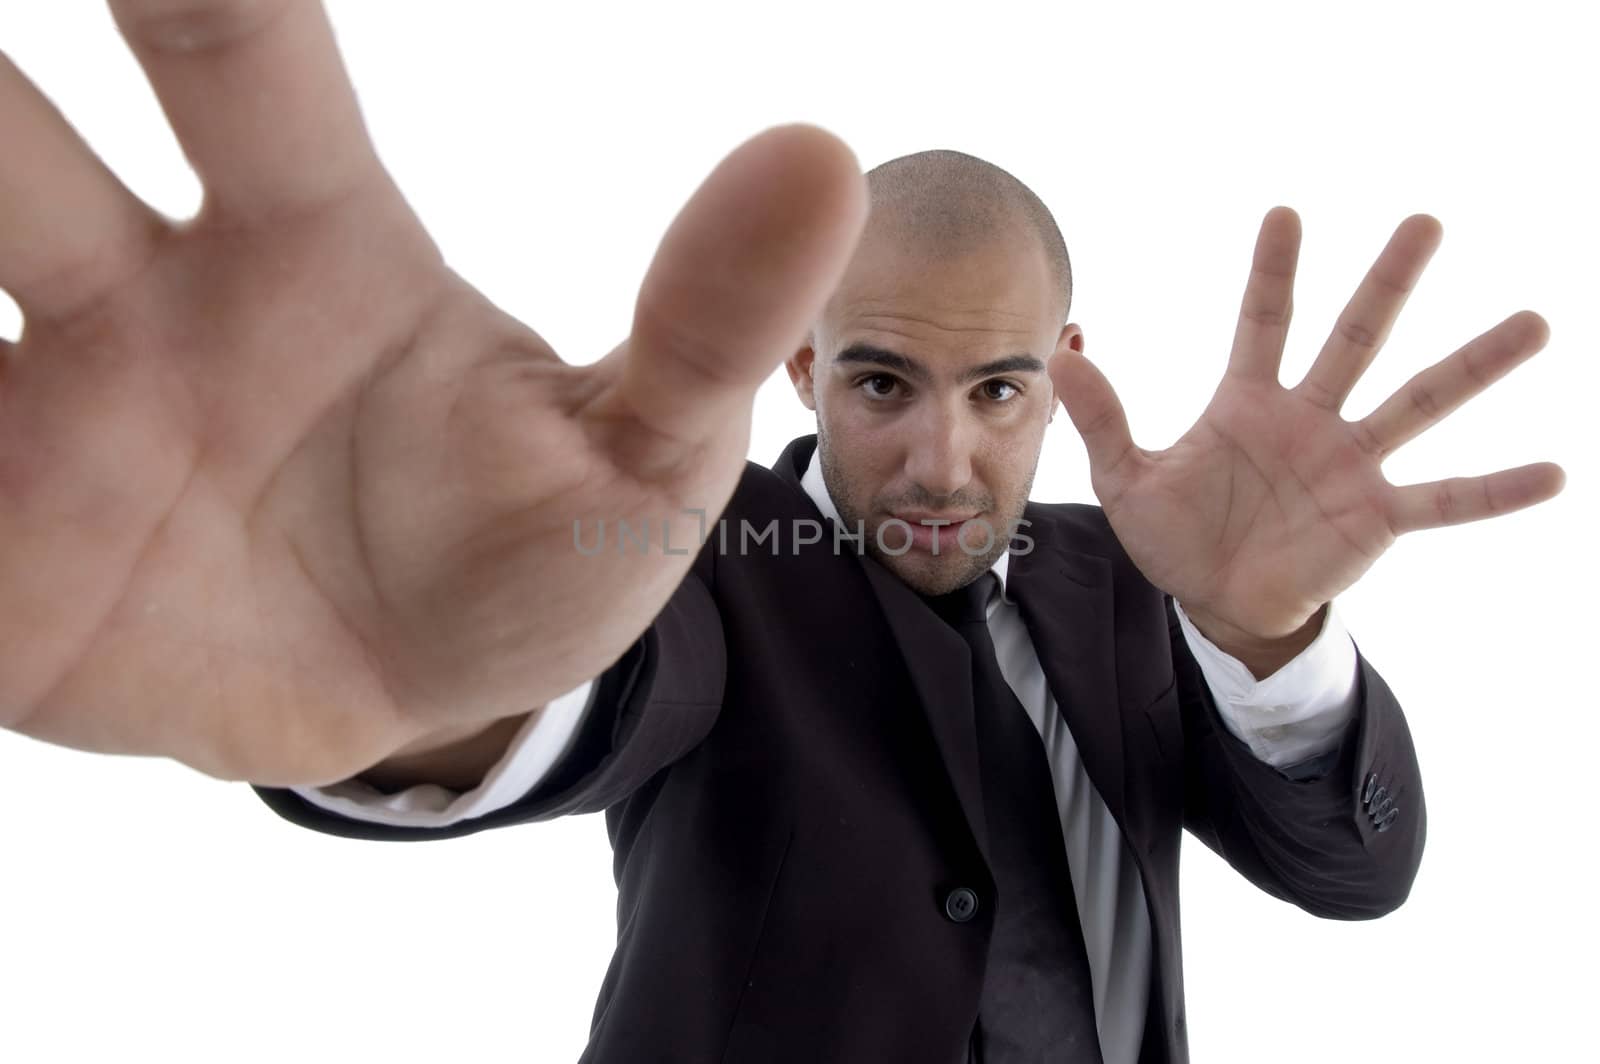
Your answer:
(250, 567), (726, 841)
(1168, 596), (1427, 920)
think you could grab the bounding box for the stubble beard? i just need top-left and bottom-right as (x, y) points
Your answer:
(816, 422), (1034, 597)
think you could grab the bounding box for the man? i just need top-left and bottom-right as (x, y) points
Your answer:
(0, 3), (1564, 1063)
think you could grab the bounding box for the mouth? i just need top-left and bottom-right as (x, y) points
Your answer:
(881, 511), (992, 555)
(890, 510), (981, 525)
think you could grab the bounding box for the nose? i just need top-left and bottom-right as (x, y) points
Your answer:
(903, 400), (975, 500)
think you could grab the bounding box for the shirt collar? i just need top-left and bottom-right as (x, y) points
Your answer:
(799, 443), (1012, 594)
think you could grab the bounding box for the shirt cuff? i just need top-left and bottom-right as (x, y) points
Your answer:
(1173, 599), (1359, 770)
(285, 678), (598, 829)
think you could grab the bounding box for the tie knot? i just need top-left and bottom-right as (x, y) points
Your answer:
(923, 572), (996, 627)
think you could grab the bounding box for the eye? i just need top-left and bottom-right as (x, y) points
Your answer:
(858, 373), (903, 400)
(980, 379), (1021, 402)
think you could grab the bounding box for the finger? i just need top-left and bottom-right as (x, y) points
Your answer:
(1047, 348), (1137, 489)
(1225, 206), (1301, 382)
(0, 51), (159, 320)
(108, 0), (384, 220)
(1355, 310), (1550, 457)
(1294, 214), (1443, 411)
(593, 124), (868, 468)
(1387, 461), (1566, 535)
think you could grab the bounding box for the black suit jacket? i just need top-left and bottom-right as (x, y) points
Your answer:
(255, 433), (1427, 1064)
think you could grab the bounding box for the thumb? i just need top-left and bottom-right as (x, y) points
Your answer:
(605, 124), (868, 453)
(1048, 347), (1136, 480)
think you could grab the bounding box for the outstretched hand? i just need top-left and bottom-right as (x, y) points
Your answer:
(1048, 208), (1564, 651)
(0, 1), (867, 785)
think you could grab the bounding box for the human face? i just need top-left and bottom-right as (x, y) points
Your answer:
(786, 228), (1083, 596)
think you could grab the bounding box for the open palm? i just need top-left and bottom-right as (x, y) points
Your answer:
(0, 1), (867, 785)
(1049, 209), (1564, 641)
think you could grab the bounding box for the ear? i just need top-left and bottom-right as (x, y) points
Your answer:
(1046, 323), (1084, 420)
(1057, 322), (1085, 356)
(785, 344), (818, 411)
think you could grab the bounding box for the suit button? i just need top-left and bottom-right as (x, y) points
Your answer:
(1362, 772), (1378, 804)
(944, 887), (980, 923)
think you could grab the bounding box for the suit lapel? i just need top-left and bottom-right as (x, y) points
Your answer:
(858, 556), (993, 866)
(769, 436), (1127, 858)
(771, 435), (993, 864)
(1007, 512), (1128, 830)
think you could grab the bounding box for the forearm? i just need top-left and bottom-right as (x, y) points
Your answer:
(1171, 598), (1426, 918)
(1175, 596), (1356, 772)
(1196, 670), (1422, 914)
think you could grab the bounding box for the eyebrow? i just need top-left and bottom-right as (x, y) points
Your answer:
(834, 342), (1045, 384)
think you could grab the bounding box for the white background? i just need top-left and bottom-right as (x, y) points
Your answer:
(2, 1), (1595, 1061)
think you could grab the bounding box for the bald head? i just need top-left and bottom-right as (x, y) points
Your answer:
(857, 149), (1072, 328)
(785, 148), (1082, 594)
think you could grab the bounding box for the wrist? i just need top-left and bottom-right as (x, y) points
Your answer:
(358, 710), (538, 792)
(1184, 603), (1326, 681)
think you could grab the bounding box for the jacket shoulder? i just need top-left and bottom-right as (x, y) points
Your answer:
(1023, 499), (1121, 557)
(727, 459), (816, 516)
(1023, 499), (1165, 598)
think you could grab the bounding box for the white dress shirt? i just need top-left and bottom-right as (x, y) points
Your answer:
(293, 451), (1360, 1064)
